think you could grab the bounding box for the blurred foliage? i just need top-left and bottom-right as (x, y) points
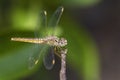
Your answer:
(0, 0), (100, 80)
(63, 0), (100, 7)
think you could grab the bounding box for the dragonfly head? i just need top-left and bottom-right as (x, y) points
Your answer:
(59, 38), (67, 47)
(55, 37), (67, 47)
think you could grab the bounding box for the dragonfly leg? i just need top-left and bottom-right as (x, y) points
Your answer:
(54, 47), (61, 58)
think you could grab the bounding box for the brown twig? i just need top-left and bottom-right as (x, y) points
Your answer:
(60, 49), (67, 80)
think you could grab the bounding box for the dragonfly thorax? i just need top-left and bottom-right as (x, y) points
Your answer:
(45, 36), (67, 47)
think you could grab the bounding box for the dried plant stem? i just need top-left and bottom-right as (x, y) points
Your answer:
(60, 49), (67, 80)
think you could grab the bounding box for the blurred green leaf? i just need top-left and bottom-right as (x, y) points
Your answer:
(0, 45), (30, 80)
(11, 8), (39, 31)
(63, 0), (101, 7)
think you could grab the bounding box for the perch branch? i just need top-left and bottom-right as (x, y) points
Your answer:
(60, 49), (67, 80)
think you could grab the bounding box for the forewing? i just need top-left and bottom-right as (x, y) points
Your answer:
(43, 46), (55, 70)
(48, 6), (64, 28)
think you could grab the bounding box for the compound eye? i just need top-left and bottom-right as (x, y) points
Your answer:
(55, 39), (58, 42)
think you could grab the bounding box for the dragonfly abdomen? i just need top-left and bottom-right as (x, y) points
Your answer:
(11, 38), (45, 44)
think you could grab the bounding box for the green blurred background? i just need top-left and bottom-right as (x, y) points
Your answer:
(0, 0), (110, 80)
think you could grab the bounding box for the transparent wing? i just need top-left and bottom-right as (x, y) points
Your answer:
(28, 10), (47, 69)
(43, 46), (55, 70)
(48, 6), (64, 28)
(34, 10), (47, 37)
(29, 44), (47, 69)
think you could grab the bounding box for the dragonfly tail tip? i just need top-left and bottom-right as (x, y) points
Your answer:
(11, 38), (14, 41)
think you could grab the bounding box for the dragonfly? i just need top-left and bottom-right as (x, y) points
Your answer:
(11, 6), (67, 70)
